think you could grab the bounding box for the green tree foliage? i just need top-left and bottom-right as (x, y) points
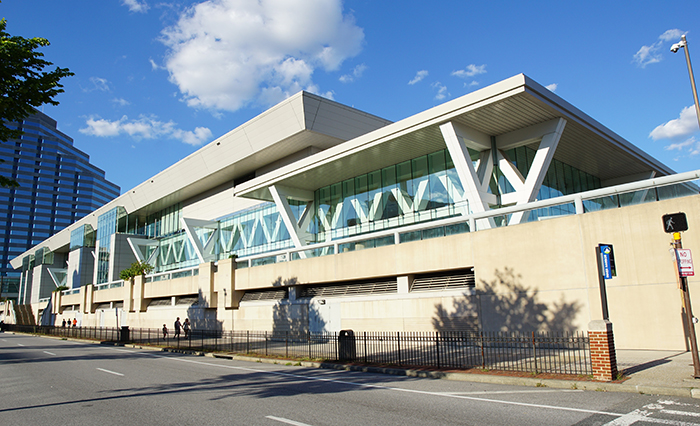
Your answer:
(1, 13), (74, 187)
(119, 261), (154, 281)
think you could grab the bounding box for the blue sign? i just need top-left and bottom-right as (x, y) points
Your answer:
(599, 244), (616, 279)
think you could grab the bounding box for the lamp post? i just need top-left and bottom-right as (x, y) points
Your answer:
(671, 35), (700, 131)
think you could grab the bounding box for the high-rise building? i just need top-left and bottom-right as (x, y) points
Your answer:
(0, 110), (120, 300)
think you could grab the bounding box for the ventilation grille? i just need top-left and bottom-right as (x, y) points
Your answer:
(148, 298), (172, 307)
(241, 288), (288, 302)
(176, 296), (199, 306)
(95, 303), (111, 310)
(411, 270), (475, 292)
(299, 280), (397, 298)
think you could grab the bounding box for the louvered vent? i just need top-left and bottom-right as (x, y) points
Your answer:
(176, 296), (199, 306)
(148, 298), (172, 307)
(411, 269), (475, 292)
(299, 280), (397, 298)
(95, 303), (111, 310)
(240, 288), (288, 302)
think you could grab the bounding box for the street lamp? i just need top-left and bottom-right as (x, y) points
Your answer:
(671, 35), (700, 131)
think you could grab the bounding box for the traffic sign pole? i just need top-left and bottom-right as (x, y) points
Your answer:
(672, 233), (700, 379)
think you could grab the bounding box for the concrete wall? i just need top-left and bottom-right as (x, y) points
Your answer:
(36, 193), (700, 351)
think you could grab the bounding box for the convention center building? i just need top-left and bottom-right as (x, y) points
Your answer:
(8, 74), (700, 351)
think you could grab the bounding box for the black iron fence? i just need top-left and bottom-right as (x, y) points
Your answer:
(3, 325), (591, 375)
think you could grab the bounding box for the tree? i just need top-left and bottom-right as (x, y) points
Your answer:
(0, 13), (73, 187)
(119, 261), (154, 281)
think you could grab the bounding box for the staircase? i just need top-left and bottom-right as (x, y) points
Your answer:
(14, 304), (36, 325)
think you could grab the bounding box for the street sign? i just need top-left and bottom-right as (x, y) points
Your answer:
(663, 212), (688, 233)
(677, 249), (695, 277)
(599, 244), (616, 279)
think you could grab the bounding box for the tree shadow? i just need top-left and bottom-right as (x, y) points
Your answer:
(186, 289), (223, 332)
(270, 276), (325, 336)
(433, 267), (582, 334)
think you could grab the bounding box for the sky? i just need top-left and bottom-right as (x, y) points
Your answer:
(2, 0), (700, 194)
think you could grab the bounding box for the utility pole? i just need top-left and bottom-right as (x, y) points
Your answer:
(672, 231), (700, 379)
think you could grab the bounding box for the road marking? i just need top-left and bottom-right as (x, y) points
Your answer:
(437, 390), (582, 395)
(663, 410), (700, 418)
(43, 351), (56, 356)
(96, 368), (124, 376)
(266, 415), (313, 426)
(99, 347), (700, 424)
(16, 343), (24, 346)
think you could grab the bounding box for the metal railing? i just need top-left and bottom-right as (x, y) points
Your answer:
(5, 325), (591, 375)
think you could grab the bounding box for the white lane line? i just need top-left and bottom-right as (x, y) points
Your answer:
(266, 415), (314, 426)
(663, 410), (700, 418)
(98, 347), (700, 424)
(437, 390), (582, 395)
(16, 343), (24, 346)
(602, 408), (700, 426)
(96, 368), (124, 376)
(43, 351), (56, 356)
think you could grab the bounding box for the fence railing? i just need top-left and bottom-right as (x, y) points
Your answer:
(3, 325), (591, 376)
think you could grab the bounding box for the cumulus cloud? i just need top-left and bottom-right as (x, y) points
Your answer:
(649, 105), (699, 140)
(408, 70), (428, 85)
(432, 82), (448, 100)
(634, 29), (685, 68)
(122, 0), (149, 13)
(451, 64), (487, 78)
(160, 0), (364, 112)
(80, 115), (213, 146)
(545, 83), (557, 92)
(339, 64), (367, 83)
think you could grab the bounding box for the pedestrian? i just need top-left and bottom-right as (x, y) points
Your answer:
(162, 324), (168, 339)
(183, 318), (190, 338)
(174, 317), (181, 339)
(72, 318), (77, 327)
(61, 319), (66, 328)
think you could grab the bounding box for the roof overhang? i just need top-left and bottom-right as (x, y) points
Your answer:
(235, 74), (675, 202)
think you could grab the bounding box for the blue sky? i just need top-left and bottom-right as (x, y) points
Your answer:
(3, 0), (700, 193)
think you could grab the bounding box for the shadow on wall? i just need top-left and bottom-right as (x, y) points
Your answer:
(270, 276), (325, 335)
(186, 289), (223, 331)
(433, 267), (582, 334)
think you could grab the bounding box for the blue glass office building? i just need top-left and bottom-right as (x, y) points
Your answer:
(0, 111), (120, 300)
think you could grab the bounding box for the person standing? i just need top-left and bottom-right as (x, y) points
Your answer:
(162, 324), (168, 339)
(174, 317), (181, 339)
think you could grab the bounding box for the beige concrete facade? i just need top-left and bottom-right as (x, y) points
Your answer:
(41, 193), (699, 351)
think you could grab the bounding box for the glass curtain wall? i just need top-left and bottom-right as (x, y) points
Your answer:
(95, 206), (127, 284)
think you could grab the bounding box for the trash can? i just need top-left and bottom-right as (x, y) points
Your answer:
(120, 326), (130, 343)
(338, 329), (356, 361)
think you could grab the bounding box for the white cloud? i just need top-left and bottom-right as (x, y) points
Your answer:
(667, 137), (700, 158)
(451, 64), (487, 78)
(112, 98), (131, 106)
(408, 70), (428, 85)
(149, 58), (161, 70)
(432, 82), (448, 100)
(80, 115), (213, 146)
(634, 29), (685, 68)
(545, 83), (557, 92)
(122, 0), (149, 13)
(649, 105), (699, 140)
(160, 0), (364, 112)
(339, 64), (367, 83)
(86, 77), (110, 92)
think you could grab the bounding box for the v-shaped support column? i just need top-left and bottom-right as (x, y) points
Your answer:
(269, 185), (314, 252)
(440, 121), (497, 229)
(181, 218), (219, 263)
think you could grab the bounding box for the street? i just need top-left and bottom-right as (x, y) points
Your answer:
(1, 333), (700, 425)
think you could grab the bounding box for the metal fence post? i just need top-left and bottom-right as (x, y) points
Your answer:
(480, 332), (485, 369)
(308, 331), (311, 359)
(532, 331), (538, 373)
(286, 331), (289, 358)
(435, 332), (441, 369)
(397, 332), (401, 366)
(246, 330), (250, 354)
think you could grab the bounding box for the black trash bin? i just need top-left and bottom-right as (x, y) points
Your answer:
(120, 326), (130, 343)
(338, 329), (356, 361)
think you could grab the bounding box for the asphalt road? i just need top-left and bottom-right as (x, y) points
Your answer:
(2, 332), (700, 426)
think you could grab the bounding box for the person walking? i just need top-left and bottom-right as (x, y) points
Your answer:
(183, 318), (190, 338)
(174, 317), (181, 339)
(162, 324), (168, 339)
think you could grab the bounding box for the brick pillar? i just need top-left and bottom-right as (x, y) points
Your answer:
(588, 320), (618, 381)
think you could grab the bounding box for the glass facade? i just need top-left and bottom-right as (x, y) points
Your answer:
(70, 224), (96, 251)
(96, 206), (127, 284)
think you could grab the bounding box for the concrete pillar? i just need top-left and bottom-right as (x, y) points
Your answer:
(133, 275), (146, 312)
(198, 261), (216, 308)
(397, 275), (413, 294)
(82, 284), (94, 314)
(588, 320), (618, 381)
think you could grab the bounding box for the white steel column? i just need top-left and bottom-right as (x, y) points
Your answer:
(440, 121), (496, 229)
(181, 218), (219, 263)
(269, 185), (314, 249)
